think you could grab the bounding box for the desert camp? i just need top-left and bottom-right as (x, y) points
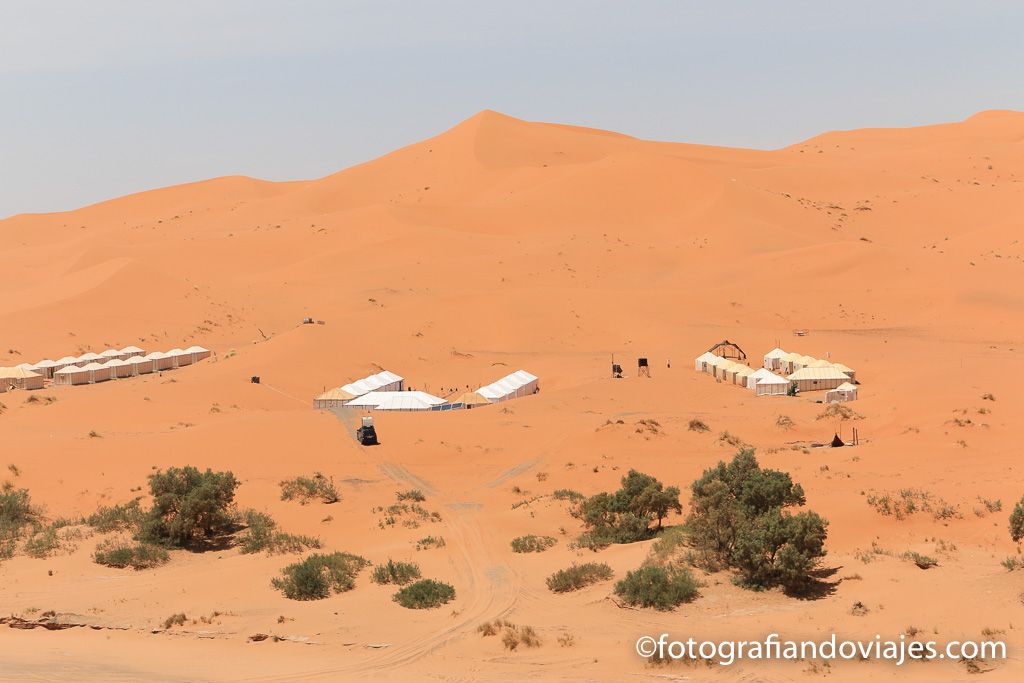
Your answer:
(17, 345), (212, 388)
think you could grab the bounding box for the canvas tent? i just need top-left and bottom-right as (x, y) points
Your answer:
(745, 368), (776, 390)
(826, 382), (858, 403)
(787, 366), (850, 392)
(454, 391), (490, 408)
(99, 349), (122, 361)
(102, 358), (133, 378)
(0, 366), (45, 390)
(143, 352), (174, 371)
(77, 352), (103, 365)
(341, 371), (405, 397)
(54, 365), (90, 385)
(694, 351), (719, 373)
(346, 391), (445, 410)
(80, 362), (112, 383)
(829, 363), (856, 382)
(53, 356), (81, 372)
(753, 371), (790, 396)
(733, 366), (755, 386)
(166, 348), (188, 367)
(119, 346), (145, 358)
(476, 370), (539, 402)
(184, 345), (212, 364)
(32, 359), (58, 378)
(127, 356), (155, 375)
(778, 352), (803, 374)
(313, 387), (358, 409)
(763, 348), (787, 370)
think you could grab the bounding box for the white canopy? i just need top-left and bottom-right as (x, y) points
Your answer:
(33, 359), (57, 368)
(341, 370), (405, 397)
(476, 370), (539, 401)
(756, 372), (790, 385)
(143, 352), (167, 360)
(184, 345), (209, 353)
(102, 358), (128, 367)
(77, 352), (102, 362)
(787, 367), (850, 381)
(346, 390), (444, 409)
(835, 382), (857, 391)
(99, 349), (122, 358)
(54, 366), (86, 375)
(763, 347), (787, 359)
(120, 345), (145, 354)
(695, 351), (719, 363)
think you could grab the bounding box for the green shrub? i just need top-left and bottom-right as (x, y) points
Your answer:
(392, 579), (456, 609)
(94, 538), (170, 569)
(371, 559), (421, 585)
(687, 419), (710, 433)
(138, 466), (239, 547)
(23, 527), (62, 558)
(614, 564), (700, 610)
(546, 562), (614, 593)
(162, 613), (187, 629)
(1010, 497), (1024, 543)
(279, 473), (339, 505)
(552, 489), (584, 503)
(396, 489), (426, 502)
(415, 535), (446, 551)
(0, 487), (42, 559)
(510, 535), (557, 553)
(271, 552), (370, 600)
(900, 551), (938, 569)
(686, 449), (828, 592)
(573, 471), (681, 547)
(237, 510), (320, 555)
(85, 499), (145, 532)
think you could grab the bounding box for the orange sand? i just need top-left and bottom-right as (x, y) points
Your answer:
(1, 110), (1023, 681)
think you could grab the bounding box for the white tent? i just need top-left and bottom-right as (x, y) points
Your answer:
(829, 362), (856, 382)
(80, 362), (112, 383)
(826, 382), (858, 403)
(787, 366), (850, 392)
(184, 345), (212, 363)
(476, 370), (539, 402)
(144, 351), (174, 371)
(753, 372), (790, 396)
(99, 349), (122, 361)
(166, 348), (188, 368)
(127, 355), (155, 375)
(763, 348), (787, 370)
(54, 356), (81, 372)
(32, 359), (58, 379)
(119, 345), (145, 358)
(341, 371), (405, 397)
(102, 358), (133, 379)
(346, 390), (445, 410)
(745, 368), (777, 390)
(694, 351), (719, 372)
(54, 365), (89, 385)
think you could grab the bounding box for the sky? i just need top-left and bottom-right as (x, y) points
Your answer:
(2, 1), (1023, 218)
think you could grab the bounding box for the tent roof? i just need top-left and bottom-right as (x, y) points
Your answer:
(102, 358), (128, 367)
(834, 382), (858, 391)
(315, 387), (358, 402)
(33, 359), (57, 367)
(81, 362), (108, 371)
(756, 372), (790, 385)
(748, 368), (776, 381)
(167, 348), (186, 356)
(376, 393), (447, 411)
(830, 362), (854, 372)
(55, 356), (79, 364)
(127, 356), (152, 364)
(346, 390), (444, 408)
(99, 349), (122, 357)
(143, 352), (167, 360)
(0, 366), (43, 379)
(455, 391), (490, 406)
(54, 366), (85, 375)
(119, 346), (145, 353)
(184, 345), (209, 353)
(734, 366), (755, 377)
(787, 367), (850, 381)
(77, 352), (102, 361)
(341, 370), (405, 397)
(798, 355), (817, 364)
(808, 359), (833, 368)
(695, 351), (719, 363)
(781, 352), (803, 361)
(476, 370), (538, 399)
(763, 348), (787, 359)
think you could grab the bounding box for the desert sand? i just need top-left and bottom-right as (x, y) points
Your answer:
(1, 109), (1023, 681)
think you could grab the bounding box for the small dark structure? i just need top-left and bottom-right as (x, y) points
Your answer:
(830, 433), (845, 448)
(638, 357), (650, 378)
(357, 416), (378, 446)
(302, 317), (314, 324)
(250, 376), (261, 384)
(611, 363), (623, 379)
(707, 339), (747, 361)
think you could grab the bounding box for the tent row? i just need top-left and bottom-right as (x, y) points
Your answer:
(695, 349), (856, 397)
(762, 348), (857, 382)
(0, 366), (46, 392)
(27, 346), (146, 378)
(694, 352), (756, 385)
(313, 369), (539, 411)
(52, 347), (212, 386)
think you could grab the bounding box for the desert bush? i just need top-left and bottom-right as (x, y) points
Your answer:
(396, 489), (426, 502)
(0, 487), (43, 559)
(85, 499), (145, 532)
(392, 579), (456, 609)
(237, 510), (320, 555)
(614, 564), (700, 610)
(511, 535), (557, 553)
(415, 535), (446, 551)
(138, 467), (238, 547)
(23, 527), (62, 558)
(93, 538), (170, 569)
(775, 415), (795, 430)
(1010, 497), (1024, 543)
(686, 449), (828, 592)
(900, 551), (938, 569)
(162, 613), (187, 629)
(816, 404), (862, 421)
(687, 419), (710, 433)
(371, 559), (421, 585)
(573, 470), (681, 547)
(552, 489), (584, 503)
(279, 472), (339, 505)
(546, 562), (614, 593)
(271, 552), (370, 600)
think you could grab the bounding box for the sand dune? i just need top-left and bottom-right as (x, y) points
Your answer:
(1, 110), (1023, 681)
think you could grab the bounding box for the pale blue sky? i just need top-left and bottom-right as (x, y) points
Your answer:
(2, 1), (1022, 218)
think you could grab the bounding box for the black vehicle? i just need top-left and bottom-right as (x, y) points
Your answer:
(356, 416), (378, 445)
